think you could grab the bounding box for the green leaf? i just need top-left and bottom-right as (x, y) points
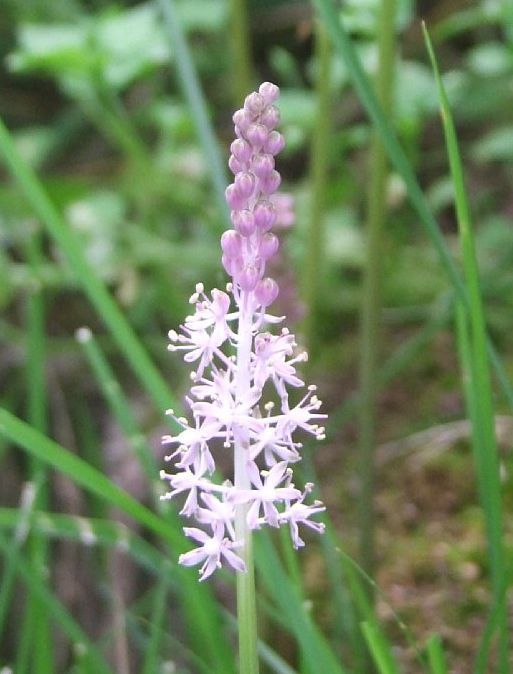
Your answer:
(361, 621), (400, 674)
(9, 23), (92, 74)
(9, 4), (171, 92)
(426, 634), (448, 674)
(95, 5), (171, 89)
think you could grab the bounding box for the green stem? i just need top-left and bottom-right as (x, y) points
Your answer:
(234, 298), (259, 674)
(230, 0), (253, 103)
(358, 0), (396, 582)
(236, 533), (258, 674)
(304, 21), (331, 357)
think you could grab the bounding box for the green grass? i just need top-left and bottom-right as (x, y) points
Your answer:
(423, 25), (508, 672)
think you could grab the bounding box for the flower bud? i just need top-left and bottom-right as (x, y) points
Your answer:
(233, 108), (251, 134)
(231, 209), (256, 236)
(259, 233), (279, 260)
(260, 106), (280, 130)
(246, 123), (268, 149)
(264, 130), (285, 155)
(234, 171), (255, 199)
(211, 289), (230, 316)
(253, 200), (276, 232)
(258, 81), (280, 104)
(228, 155), (242, 175)
(230, 138), (252, 163)
(251, 153), (275, 179)
(237, 264), (261, 291)
(244, 92), (266, 116)
(222, 254), (243, 277)
(225, 183), (246, 210)
(255, 277), (279, 307)
(260, 169), (281, 195)
(221, 230), (243, 258)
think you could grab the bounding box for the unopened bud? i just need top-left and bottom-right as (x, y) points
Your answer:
(259, 81), (280, 104)
(254, 277), (279, 307)
(260, 105), (280, 130)
(221, 230), (243, 257)
(231, 209), (256, 236)
(246, 123), (268, 149)
(225, 183), (246, 210)
(251, 153), (275, 179)
(259, 233), (279, 260)
(228, 154), (242, 175)
(244, 92), (266, 116)
(233, 108), (251, 133)
(253, 200), (276, 232)
(230, 138), (252, 162)
(264, 130), (285, 155)
(234, 171), (255, 199)
(260, 169), (281, 195)
(237, 264), (261, 291)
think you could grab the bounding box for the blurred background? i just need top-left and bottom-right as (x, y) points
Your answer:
(1, 1), (512, 672)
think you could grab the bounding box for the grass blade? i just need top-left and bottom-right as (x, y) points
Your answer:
(358, 0), (397, 584)
(255, 532), (347, 674)
(141, 568), (169, 674)
(426, 634), (448, 674)
(0, 408), (236, 674)
(0, 530), (114, 674)
(76, 328), (159, 488)
(304, 20), (331, 357)
(21, 229), (54, 674)
(0, 407), (179, 542)
(0, 508), (172, 578)
(157, 0), (229, 225)
(312, 0), (463, 297)
(361, 621), (401, 674)
(0, 115), (177, 417)
(0, 483), (39, 641)
(423, 25), (508, 671)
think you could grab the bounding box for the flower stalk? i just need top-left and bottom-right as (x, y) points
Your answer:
(161, 83), (327, 674)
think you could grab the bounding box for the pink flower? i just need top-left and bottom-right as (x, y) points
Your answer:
(280, 486), (326, 549)
(232, 461), (302, 529)
(179, 528), (245, 581)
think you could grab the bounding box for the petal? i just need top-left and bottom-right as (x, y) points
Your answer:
(246, 460), (263, 488)
(183, 527), (208, 543)
(246, 500), (261, 529)
(266, 461), (287, 487)
(263, 501), (279, 527)
(222, 548), (246, 573)
(199, 556), (221, 581)
(179, 548), (207, 567)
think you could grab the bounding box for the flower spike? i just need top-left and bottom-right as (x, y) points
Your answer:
(162, 83), (327, 579)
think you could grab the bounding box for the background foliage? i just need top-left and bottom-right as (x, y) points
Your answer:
(0, 1), (512, 673)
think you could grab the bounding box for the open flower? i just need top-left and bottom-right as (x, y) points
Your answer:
(179, 527), (246, 581)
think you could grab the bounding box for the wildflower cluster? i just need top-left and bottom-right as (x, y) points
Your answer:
(161, 82), (326, 581)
